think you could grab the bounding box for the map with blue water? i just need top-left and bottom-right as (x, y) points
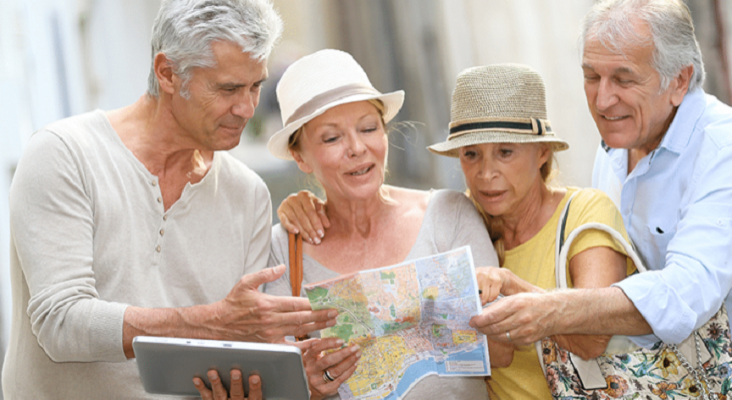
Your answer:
(305, 246), (490, 400)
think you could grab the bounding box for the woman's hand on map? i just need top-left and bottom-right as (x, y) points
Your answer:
(475, 267), (512, 305)
(475, 267), (544, 305)
(277, 190), (330, 245)
(302, 337), (361, 400)
(193, 369), (261, 400)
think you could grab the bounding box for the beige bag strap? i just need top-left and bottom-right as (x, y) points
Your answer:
(536, 189), (647, 390)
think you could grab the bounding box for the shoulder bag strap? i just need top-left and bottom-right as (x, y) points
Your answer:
(544, 189), (647, 389)
(288, 232), (309, 341)
(537, 191), (582, 377)
(288, 232), (304, 297)
(554, 190), (580, 287)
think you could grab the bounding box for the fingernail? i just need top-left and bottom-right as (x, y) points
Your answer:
(328, 310), (338, 318)
(314, 237), (321, 245)
(336, 339), (344, 346)
(252, 375), (261, 385)
(356, 350), (362, 358)
(351, 345), (360, 353)
(232, 371), (241, 381)
(327, 319), (337, 327)
(293, 227), (299, 234)
(308, 238), (314, 244)
(193, 378), (202, 386)
(208, 371), (217, 380)
(317, 229), (324, 238)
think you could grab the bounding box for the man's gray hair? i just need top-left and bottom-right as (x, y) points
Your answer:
(147, 0), (283, 98)
(579, 0), (705, 92)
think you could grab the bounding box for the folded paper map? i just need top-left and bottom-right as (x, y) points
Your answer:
(304, 246), (490, 400)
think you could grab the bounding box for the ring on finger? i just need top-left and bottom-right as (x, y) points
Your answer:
(506, 331), (512, 342)
(323, 369), (336, 383)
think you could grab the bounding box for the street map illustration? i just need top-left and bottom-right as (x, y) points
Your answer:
(304, 246), (490, 400)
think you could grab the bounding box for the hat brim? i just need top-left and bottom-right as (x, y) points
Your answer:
(267, 90), (405, 160)
(427, 130), (570, 158)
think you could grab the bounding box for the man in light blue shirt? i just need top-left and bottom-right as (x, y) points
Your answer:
(592, 86), (732, 345)
(471, 0), (732, 348)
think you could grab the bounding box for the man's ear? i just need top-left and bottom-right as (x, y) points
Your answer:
(669, 65), (693, 107)
(154, 53), (177, 95)
(291, 148), (313, 174)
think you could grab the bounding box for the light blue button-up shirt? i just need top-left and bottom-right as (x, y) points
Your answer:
(592, 88), (732, 346)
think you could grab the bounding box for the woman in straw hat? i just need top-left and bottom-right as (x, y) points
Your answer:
(426, 64), (636, 398)
(280, 63), (637, 399)
(264, 49), (499, 400)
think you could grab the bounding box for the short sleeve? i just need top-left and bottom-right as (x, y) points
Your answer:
(565, 189), (637, 277)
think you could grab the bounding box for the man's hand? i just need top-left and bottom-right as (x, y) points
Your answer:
(123, 265), (338, 358)
(210, 265), (338, 342)
(194, 370), (260, 400)
(470, 292), (564, 346)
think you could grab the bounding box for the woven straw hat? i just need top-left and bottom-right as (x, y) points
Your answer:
(428, 64), (569, 157)
(267, 49), (405, 160)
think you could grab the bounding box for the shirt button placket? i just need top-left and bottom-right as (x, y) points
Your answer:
(152, 178), (164, 260)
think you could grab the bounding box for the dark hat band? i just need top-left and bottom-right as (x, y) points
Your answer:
(448, 117), (552, 140)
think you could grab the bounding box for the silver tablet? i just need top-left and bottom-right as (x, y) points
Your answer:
(132, 336), (309, 399)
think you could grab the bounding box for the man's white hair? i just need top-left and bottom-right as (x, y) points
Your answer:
(147, 0), (283, 98)
(579, 0), (705, 92)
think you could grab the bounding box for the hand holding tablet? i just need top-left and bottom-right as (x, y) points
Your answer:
(193, 369), (262, 400)
(133, 336), (310, 399)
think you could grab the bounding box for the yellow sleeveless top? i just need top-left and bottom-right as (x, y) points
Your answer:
(488, 187), (635, 400)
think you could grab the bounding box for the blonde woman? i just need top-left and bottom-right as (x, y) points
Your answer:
(264, 49), (499, 400)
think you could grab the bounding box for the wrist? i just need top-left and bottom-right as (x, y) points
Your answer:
(547, 290), (581, 335)
(178, 302), (225, 340)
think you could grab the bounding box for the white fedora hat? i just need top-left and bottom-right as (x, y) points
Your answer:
(267, 49), (405, 160)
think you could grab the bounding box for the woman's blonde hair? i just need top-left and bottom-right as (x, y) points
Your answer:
(468, 145), (557, 265)
(287, 99), (387, 153)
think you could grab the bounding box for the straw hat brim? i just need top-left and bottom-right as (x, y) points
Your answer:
(267, 90), (405, 160)
(427, 130), (570, 158)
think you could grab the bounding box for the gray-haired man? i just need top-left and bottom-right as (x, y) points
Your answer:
(472, 0), (732, 356)
(2, 1), (335, 398)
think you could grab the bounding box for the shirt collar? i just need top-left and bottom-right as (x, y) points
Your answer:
(657, 88), (706, 154)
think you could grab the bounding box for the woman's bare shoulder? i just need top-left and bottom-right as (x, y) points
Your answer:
(383, 185), (431, 211)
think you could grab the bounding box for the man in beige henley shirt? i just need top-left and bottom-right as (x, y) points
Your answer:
(2, 1), (336, 398)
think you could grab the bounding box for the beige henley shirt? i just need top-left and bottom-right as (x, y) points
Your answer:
(3, 110), (272, 399)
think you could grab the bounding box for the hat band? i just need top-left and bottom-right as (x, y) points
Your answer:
(285, 83), (381, 126)
(448, 117), (552, 140)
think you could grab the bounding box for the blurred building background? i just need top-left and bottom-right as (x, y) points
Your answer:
(0, 0), (730, 394)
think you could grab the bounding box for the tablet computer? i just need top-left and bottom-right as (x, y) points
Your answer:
(133, 336), (309, 399)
